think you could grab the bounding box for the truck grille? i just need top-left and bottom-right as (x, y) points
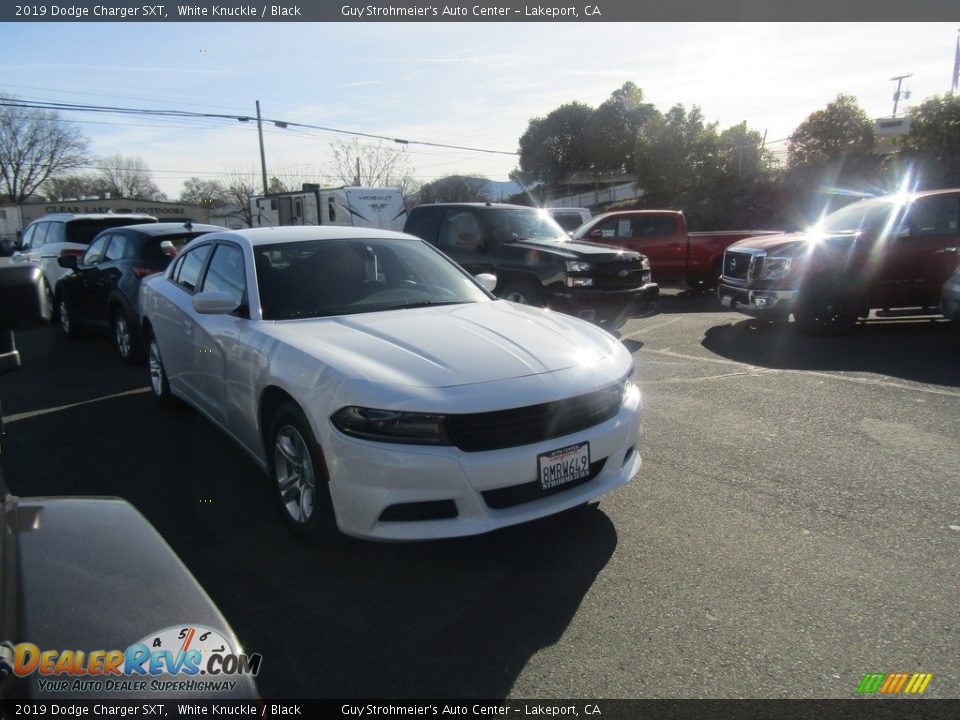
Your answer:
(723, 251), (752, 280)
(448, 382), (624, 453)
(593, 259), (649, 290)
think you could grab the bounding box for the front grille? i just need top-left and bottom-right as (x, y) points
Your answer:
(592, 259), (648, 290)
(481, 458), (607, 509)
(723, 251), (752, 280)
(448, 382), (623, 453)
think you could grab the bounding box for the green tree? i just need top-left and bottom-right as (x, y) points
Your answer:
(787, 94), (874, 168)
(0, 94), (89, 203)
(896, 94), (960, 187)
(718, 122), (771, 178)
(515, 102), (594, 186)
(635, 104), (720, 203)
(585, 82), (659, 173)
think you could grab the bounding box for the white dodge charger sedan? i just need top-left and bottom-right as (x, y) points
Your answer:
(139, 227), (643, 544)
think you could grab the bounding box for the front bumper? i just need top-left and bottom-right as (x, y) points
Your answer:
(548, 282), (660, 325)
(717, 281), (797, 319)
(322, 385), (644, 541)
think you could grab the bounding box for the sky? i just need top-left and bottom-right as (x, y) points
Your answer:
(0, 21), (958, 199)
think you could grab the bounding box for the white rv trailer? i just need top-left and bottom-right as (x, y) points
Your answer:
(251, 185), (407, 232)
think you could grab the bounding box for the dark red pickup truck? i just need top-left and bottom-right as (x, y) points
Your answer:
(717, 188), (960, 334)
(573, 210), (777, 288)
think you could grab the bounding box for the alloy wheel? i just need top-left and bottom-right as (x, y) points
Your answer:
(274, 425), (316, 525)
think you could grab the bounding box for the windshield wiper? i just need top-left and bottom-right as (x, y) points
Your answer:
(392, 300), (468, 310)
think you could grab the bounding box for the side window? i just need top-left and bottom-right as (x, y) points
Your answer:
(591, 219), (619, 239)
(104, 235), (129, 262)
(438, 211), (482, 250)
(20, 224), (37, 250)
(83, 235), (111, 265)
(174, 244), (212, 292)
(31, 223), (50, 249)
(404, 209), (442, 243)
(633, 216), (677, 237)
(201, 244), (246, 307)
(909, 196), (960, 236)
(45, 222), (66, 244)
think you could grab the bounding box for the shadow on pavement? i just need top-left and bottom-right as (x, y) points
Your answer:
(702, 317), (960, 388)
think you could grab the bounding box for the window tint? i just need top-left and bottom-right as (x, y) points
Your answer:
(404, 208), (443, 243)
(551, 212), (583, 232)
(64, 218), (156, 245)
(908, 195), (960, 236)
(632, 216), (677, 237)
(175, 244), (212, 291)
(84, 235), (111, 265)
(438, 211), (482, 249)
(201, 244), (246, 307)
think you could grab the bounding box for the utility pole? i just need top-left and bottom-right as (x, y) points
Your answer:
(256, 100), (268, 195)
(890, 74), (912, 117)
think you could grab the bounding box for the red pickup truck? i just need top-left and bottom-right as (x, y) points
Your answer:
(717, 188), (960, 334)
(573, 210), (778, 288)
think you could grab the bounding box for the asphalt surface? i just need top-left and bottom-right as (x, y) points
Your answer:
(1, 289), (958, 699)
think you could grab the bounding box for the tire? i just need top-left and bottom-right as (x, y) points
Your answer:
(499, 280), (544, 306)
(146, 331), (177, 406)
(112, 308), (145, 365)
(43, 279), (56, 321)
(268, 403), (343, 547)
(58, 293), (83, 340)
(793, 287), (859, 336)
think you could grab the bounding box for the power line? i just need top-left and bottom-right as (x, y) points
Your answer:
(0, 98), (519, 157)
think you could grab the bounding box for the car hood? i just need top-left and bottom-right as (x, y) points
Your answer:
(260, 300), (620, 389)
(511, 237), (643, 262)
(731, 230), (872, 257)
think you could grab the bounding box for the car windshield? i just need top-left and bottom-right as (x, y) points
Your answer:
(816, 199), (904, 235)
(255, 237), (492, 321)
(487, 209), (569, 243)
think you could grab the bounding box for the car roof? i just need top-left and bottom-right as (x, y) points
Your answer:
(30, 212), (157, 222)
(111, 222), (226, 237)
(410, 203), (536, 211)
(191, 225), (421, 248)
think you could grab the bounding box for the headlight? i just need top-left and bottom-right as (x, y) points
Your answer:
(331, 406), (451, 445)
(641, 257), (651, 270)
(565, 261), (592, 272)
(760, 257), (792, 280)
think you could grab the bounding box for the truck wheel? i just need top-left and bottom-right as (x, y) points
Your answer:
(499, 281), (544, 306)
(793, 288), (858, 336)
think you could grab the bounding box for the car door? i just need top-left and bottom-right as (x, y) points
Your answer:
(69, 234), (111, 328)
(150, 243), (214, 407)
(870, 194), (960, 307)
(189, 242), (250, 433)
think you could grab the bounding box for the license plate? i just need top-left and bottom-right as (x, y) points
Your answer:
(720, 294), (732, 308)
(538, 442), (591, 490)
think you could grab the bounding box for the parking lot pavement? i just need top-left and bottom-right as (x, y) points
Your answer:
(1, 293), (958, 699)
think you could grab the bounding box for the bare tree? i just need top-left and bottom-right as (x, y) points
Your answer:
(179, 177), (231, 208)
(222, 167), (260, 227)
(0, 95), (89, 203)
(330, 139), (418, 198)
(44, 173), (106, 200)
(96, 154), (166, 200)
(418, 175), (490, 203)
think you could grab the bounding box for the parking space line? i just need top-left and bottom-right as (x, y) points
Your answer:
(3, 387), (151, 424)
(622, 317), (683, 338)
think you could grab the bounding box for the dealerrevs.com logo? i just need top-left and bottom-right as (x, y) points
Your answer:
(856, 672), (933, 696)
(2, 625), (262, 694)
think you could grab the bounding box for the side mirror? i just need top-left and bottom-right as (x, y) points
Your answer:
(192, 290), (240, 315)
(0, 265), (52, 376)
(475, 273), (497, 293)
(58, 255), (79, 270)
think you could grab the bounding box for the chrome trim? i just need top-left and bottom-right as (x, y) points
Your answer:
(721, 247), (767, 285)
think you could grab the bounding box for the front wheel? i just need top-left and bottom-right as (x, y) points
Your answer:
(147, 332), (177, 406)
(499, 280), (544, 306)
(58, 294), (83, 340)
(269, 404), (343, 547)
(113, 309), (145, 365)
(793, 288), (859, 336)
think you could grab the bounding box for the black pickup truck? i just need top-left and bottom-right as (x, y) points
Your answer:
(403, 203), (659, 328)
